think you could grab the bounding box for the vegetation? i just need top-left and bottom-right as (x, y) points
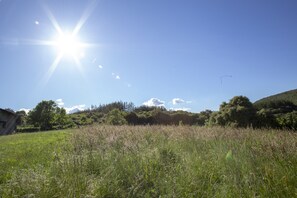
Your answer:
(1, 126), (297, 197)
(254, 89), (297, 106)
(105, 109), (128, 125)
(10, 89), (297, 132)
(27, 100), (74, 130)
(254, 96), (297, 130)
(0, 130), (70, 186)
(208, 96), (256, 127)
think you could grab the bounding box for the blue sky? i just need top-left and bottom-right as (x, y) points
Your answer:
(1, 0), (297, 113)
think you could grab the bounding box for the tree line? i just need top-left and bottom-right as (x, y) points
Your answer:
(16, 96), (297, 132)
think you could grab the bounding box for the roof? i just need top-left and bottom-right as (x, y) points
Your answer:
(0, 108), (16, 116)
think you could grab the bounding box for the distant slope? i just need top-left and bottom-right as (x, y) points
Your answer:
(254, 89), (297, 107)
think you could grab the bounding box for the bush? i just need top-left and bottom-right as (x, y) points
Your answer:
(208, 96), (256, 127)
(17, 126), (40, 133)
(276, 112), (297, 130)
(105, 109), (127, 125)
(254, 109), (278, 128)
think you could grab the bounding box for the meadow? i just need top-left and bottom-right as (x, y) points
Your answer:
(0, 126), (297, 197)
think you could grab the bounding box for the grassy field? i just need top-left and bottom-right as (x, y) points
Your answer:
(0, 131), (70, 186)
(0, 126), (297, 197)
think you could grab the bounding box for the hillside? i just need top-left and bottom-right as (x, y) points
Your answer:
(254, 89), (297, 107)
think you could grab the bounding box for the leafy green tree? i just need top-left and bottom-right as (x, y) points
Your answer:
(53, 107), (74, 129)
(105, 109), (127, 125)
(255, 109), (278, 128)
(195, 110), (212, 126)
(28, 100), (69, 130)
(208, 111), (227, 126)
(93, 101), (135, 114)
(208, 96), (256, 127)
(276, 112), (297, 130)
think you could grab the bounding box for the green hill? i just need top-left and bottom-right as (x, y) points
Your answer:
(254, 89), (297, 107)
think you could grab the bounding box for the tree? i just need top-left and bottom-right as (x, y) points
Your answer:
(171, 112), (195, 125)
(54, 107), (73, 129)
(93, 101), (135, 114)
(105, 109), (127, 125)
(208, 96), (256, 127)
(255, 109), (278, 128)
(124, 112), (139, 125)
(16, 110), (27, 126)
(255, 100), (297, 114)
(195, 110), (212, 126)
(28, 100), (69, 130)
(276, 112), (297, 130)
(152, 110), (172, 125)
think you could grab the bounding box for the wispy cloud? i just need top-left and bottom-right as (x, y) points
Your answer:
(56, 99), (64, 107)
(98, 65), (103, 69)
(171, 98), (192, 105)
(172, 98), (185, 105)
(35, 21), (39, 25)
(143, 98), (165, 107)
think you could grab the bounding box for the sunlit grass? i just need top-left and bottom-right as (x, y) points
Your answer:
(1, 126), (297, 197)
(0, 130), (71, 185)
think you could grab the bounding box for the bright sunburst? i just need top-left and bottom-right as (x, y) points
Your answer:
(54, 32), (82, 58)
(1, 1), (98, 85)
(41, 1), (98, 84)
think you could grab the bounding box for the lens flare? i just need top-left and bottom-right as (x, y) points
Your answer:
(54, 32), (82, 57)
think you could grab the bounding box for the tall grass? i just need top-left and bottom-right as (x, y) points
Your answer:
(1, 126), (297, 197)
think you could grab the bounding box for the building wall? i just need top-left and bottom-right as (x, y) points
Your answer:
(0, 110), (18, 135)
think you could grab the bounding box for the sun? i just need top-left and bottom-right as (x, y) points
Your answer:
(54, 32), (83, 58)
(2, 2), (98, 85)
(37, 4), (98, 84)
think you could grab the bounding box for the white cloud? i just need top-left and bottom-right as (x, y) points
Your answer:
(35, 21), (39, 25)
(19, 103), (86, 114)
(53, 99), (86, 114)
(56, 99), (64, 107)
(143, 98), (165, 107)
(115, 75), (120, 80)
(19, 108), (30, 114)
(98, 65), (103, 69)
(65, 104), (86, 114)
(172, 98), (185, 105)
(169, 107), (191, 112)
